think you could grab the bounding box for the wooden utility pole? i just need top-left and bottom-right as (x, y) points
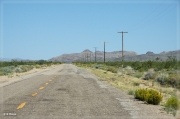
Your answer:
(103, 42), (108, 63)
(93, 47), (97, 62)
(117, 31), (128, 68)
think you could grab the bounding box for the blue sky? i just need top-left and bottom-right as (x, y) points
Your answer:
(0, 0), (179, 60)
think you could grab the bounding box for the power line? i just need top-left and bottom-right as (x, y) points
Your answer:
(128, 4), (175, 32)
(132, 5), (176, 31)
(126, 0), (164, 31)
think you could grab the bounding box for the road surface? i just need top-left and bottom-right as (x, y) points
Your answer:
(0, 64), (174, 119)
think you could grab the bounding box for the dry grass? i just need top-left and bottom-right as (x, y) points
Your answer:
(0, 64), (59, 82)
(85, 67), (180, 105)
(85, 67), (180, 116)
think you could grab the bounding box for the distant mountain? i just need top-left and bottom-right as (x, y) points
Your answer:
(0, 58), (11, 61)
(49, 49), (134, 62)
(146, 51), (155, 55)
(0, 58), (38, 62)
(114, 50), (180, 62)
(49, 49), (180, 63)
(0, 58), (23, 61)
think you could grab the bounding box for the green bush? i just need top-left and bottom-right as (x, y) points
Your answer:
(146, 89), (163, 105)
(135, 88), (163, 105)
(35, 64), (40, 69)
(135, 88), (147, 101)
(128, 90), (135, 95)
(164, 96), (180, 116)
(165, 96), (180, 110)
(0, 66), (14, 75)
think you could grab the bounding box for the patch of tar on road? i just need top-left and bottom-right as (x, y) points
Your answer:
(40, 98), (56, 102)
(56, 88), (69, 92)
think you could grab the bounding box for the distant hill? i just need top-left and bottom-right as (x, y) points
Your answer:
(0, 58), (24, 62)
(49, 49), (180, 63)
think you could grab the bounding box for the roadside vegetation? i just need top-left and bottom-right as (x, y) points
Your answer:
(73, 56), (180, 116)
(0, 60), (62, 77)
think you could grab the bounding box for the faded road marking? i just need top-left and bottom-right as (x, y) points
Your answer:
(45, 82), (48, 85)
(39, 86), (44, 90)
(17, 102), (26, 109)
(31, 92), (37, 97)
(49, 80), (52, 82)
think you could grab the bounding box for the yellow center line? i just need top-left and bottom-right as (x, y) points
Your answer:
(17, 102), (26, 109)
(45, 82), (48, 85)
(31, 92), (37, 97)
(39, 86), (44, 90)
(49, 80), (52, 82)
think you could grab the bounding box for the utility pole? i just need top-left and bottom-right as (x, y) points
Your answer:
(117, 31), (128, 68)
(103, 42), (108, 63)
(93, 47), (97, 62)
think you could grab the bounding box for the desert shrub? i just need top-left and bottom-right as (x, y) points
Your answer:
(47, 63), (52, 66)
(37, 60), (46, 65)
(35, 64), (40, 69)
(128, 90), (135, 95)
(135, 88), (162, 105)
(20, 66), (28, 72)
(164, 96), (180, 116)
(145, 89), (163, 105)
(93, 64), (103, 69)
(133, 82), (140, 86)
(0, 66), (14, 75)
(107, 66), (118, 73)
(14, 67), (22, 73)
(27, 65), (34, 70)
(135, 88), (147, 101)
(165, 96), (180, 110)
(143, 71), (155, 80)
(42, 64), (47, 67)
(156, 73), (169, 85)
(167, 73), (180, 88)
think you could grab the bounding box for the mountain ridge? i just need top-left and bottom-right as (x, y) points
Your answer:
(49, 49), (180, 62)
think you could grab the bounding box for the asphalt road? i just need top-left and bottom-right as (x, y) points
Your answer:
(0, 64), (175, 119)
